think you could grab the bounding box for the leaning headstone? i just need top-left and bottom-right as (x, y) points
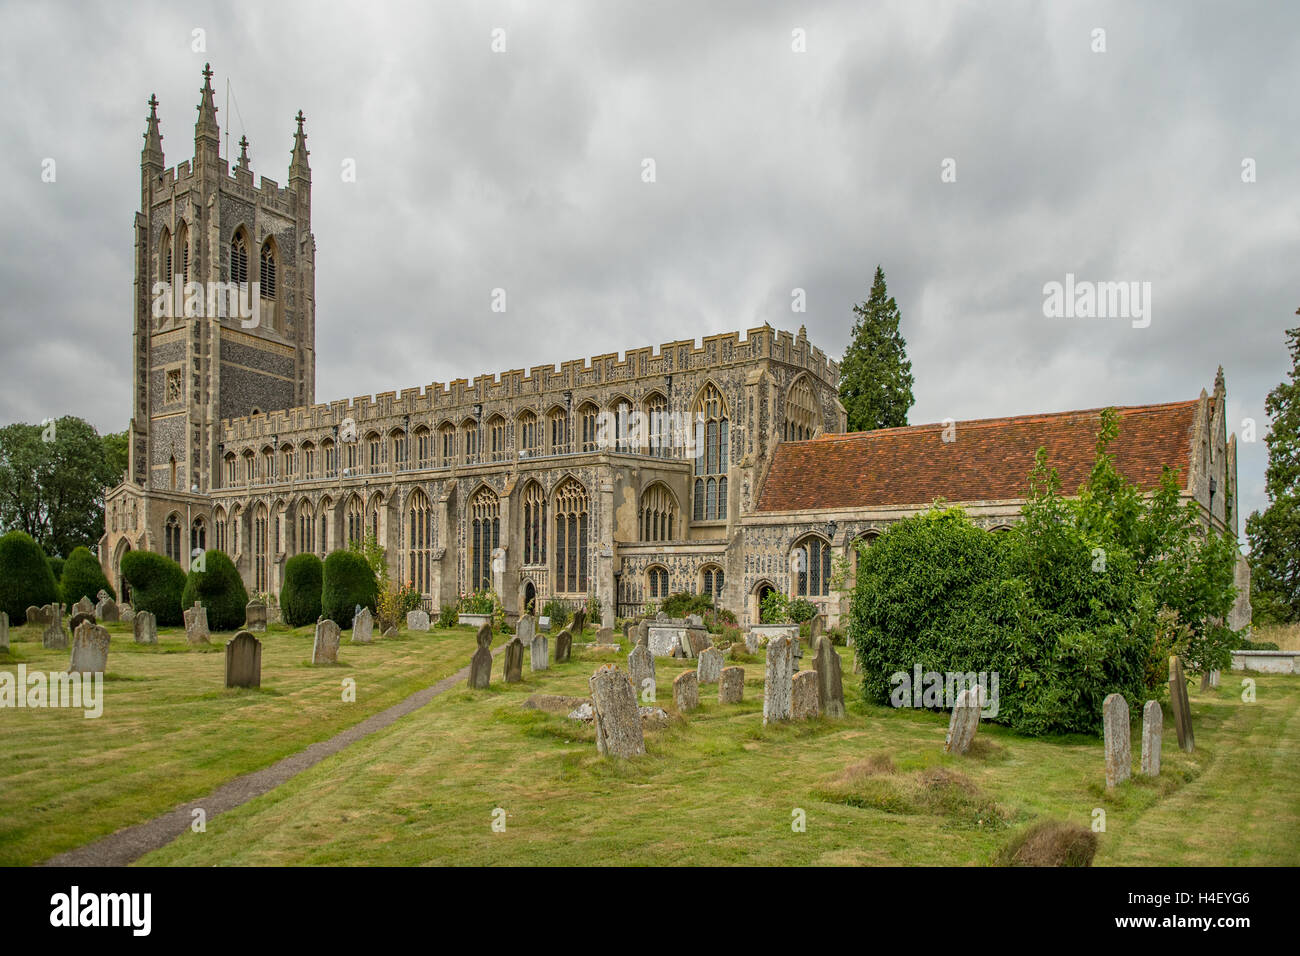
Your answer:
(0, 611), (7, 652)
(762, 635), (796, 725)
(682, 627), (711, 659)
(517, 614), (536, 645)
(697, 646), (724, 684)
(468, 624), (493, 689)
(596, 626), (614, 644)
(1168, 656), (1195, 752)
(43, 616), (68, 650)
(43, 603), (61, 627)
(225, 631), (262, 688)
(687, 614), (704, 628)
(622, 621), (632, 639)
(1140, 699), (1162, 777)
(530, 633), (549, 671)
(1103, 693), (1131, 789)
(502, 635), (524, 682)
(245, 599), (267, 632)
(813, 636), (845, 718)
(185, 603), (210, 645)
(554, 629), (572, 663)
(406, 609), (430, 632)
(718, 666), (745, 704)
(792, 670), (820, 721)
(628, 642), (656, 702)
(352, 607), (374, 644)
(312, 619), (341, 664)
(133, 611), (157, 645)
(571, 609), (586, 635)
(673, 670), (700, 713)
(69, 620), (111, 674)
(943, 686), (983, 755)
(589, 665), (645, 758)
(382, 625), (398, 638)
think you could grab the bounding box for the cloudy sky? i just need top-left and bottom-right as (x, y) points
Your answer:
(1, 0), (1295, 533)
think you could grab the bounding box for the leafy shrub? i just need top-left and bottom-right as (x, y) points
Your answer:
(120, 550), (187, 626)
(321, 550), (377, 629)
(60, 546), (114, 606)
(760, 589), (791, 624)
(0, 531), (60, 624)
(46, 555), (66, 590)
(280, 552), (323, 627)
(788, 598), (817, 624)
(661, 591), (711, 618)
(585, 594), (602, 622)
(377, 581), (424, 632)
(437, 604), (459, 628)
(181, 550), (250, 631)
(457, 590), (495, 614)
(541, 598), (571, 629)
(1236, 637), (1280, 651)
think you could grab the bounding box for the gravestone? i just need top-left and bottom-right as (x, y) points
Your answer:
(25, 605), (44, 627)
(1103, 693), (1131, 789)
(813, 636), (845, 718)
(43, 616), (68, 651)
(792, 670), (820, 720)
(943, 686), (983, 755)
(697, 646), (725, 684)
(622, 621), (632, 639)
(184, 603), (210, 645)
(502, 635), (524, 682)
(72, 596), (94, 618)
(245, 600), (267, 632)
(133, 611), (157, 645)
(572, 609), (586, 635)
(382, 626), (397, 638)
(673, 670), (700, 713)
(0, 611), (7, 652)
(682, 627), (711, 659)
(517, 614), (536, 645)
(744, 630), (762, 655)
(406, 609), (430, 632)
(554, 629), (572, 663)
(589, 665), (645, 758)
(1208, 669), (1220, 688)
(530, 633), (549, 671)
(43, 604), (62, 627)
(69, 620), (111, 674)
(352, 607), (374, 644)
(596, 626), (614, 644)
(647, 626), (682, 658)
(225, 631), (262, 688)
(628, 642), (656, 702)
(718, 666), (745, 704)
(69, 611), (96, 632)
(762, 635), (796, 725)
(312, 619), (341, 664)
(538, 616), (551, 633)
(810, 613), (825, 640)
(1140, 699), (1162, 777)
(687, 614), (704, 628)
(120, 603), (135, 623)
(96, 589), (110, 602)
(601, 605), (615, 630)
(468, 624), (493, 689)
(1168, 656), (1195, 752)
(94, 597), (119, 623)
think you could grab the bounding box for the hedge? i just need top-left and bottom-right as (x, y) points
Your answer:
(181, 550), (249, 632)
(60, 546), (114, 606)
(120, 551), (187, 626)
(321, 550), (377, 629)
(281, 552), (323, 627)
(0, 531), (60, 624)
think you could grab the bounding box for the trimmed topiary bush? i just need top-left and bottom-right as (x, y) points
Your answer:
(0, 530), (60, 624)
(47, 555), (66, 591)
(60, 546), (114, 606)
(120, 551), (187, 626)
(281, 552), (323, 627)
(321, 550), (377, 629)
(181, 550), (249, 632)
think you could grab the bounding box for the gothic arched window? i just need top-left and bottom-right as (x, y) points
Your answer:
(578, 402), (599, 453)
(522, 480), (546, 566)
(259, 241), (277, 298)
(639, 482), (679, 542)
(693, 383), (729, 521)
(644, 391), (669, 457)
(795, 534), (832, 598)
(346, 494), (364, 547)
(785, 375), (818, 442)
(554, 477), (589, 595)
(647, 565), (668, 600)
(159, 228), (172, 284)
(165, 513), (182, 564)
(297, 499), (315, 555)
(230, 231), (249, 286)
(407, 489), (434, 595)
(469, 487), (500, 593)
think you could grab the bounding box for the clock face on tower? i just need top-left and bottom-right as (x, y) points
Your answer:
(339, 417), (358, 444)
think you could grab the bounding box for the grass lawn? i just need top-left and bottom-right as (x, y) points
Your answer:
(0, 620), (479, 866)
(130, 641), (1300, 866)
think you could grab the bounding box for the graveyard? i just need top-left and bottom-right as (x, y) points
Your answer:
(1, 612), (1297, 867)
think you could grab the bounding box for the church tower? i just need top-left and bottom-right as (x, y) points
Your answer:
(127, 63), (316, 495)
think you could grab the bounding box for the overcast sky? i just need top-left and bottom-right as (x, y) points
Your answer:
(1, 0), (1296, 533)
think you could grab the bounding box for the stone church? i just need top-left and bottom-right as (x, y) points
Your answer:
(99, 66), (1249, 629)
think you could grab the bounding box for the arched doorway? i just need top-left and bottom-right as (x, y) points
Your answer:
(113, 539), (133, 603)
(523, 580), (537, 615)
(750, 580), (776, 625)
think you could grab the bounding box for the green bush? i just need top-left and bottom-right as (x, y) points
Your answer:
(120, 550), (187, 626)
(280, 553), (323, 627)
(46, 555), (65, 591)
(760, 589), (791, 624)
(661, 591), (712, 618)
(60, 546), (114, 606)
(541, 598), (570, 629)
(321, 550), (377, 629)
(0, 530), (60, 624)
(437, 604), (459, 628)
(457, 590), (495, 614)
(788, 597), (818, 624)
(1236, 637), (1280, 651)
(181, 550), (249, 631)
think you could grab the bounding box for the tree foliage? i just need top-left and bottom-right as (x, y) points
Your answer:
(182, 550), (249, 631)
(838, 266), (916, 431)
(60, 546), (114, 605)
(281, 552), (324, 628)
(322, 550), (377, 629)
(0, 530), (61, 623)
(120, 551), (186, 626)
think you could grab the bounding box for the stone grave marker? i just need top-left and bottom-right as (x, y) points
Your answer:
(468, 625), (493, 689)
(628, 641), (656, 702)
(43, 616), (68, 651)
(530, 633), (549, 671)
(744, 630), (762, 655)
(943, 686), (983, 755)
(1168, 656), (1195, 752)
(406, 609), (430, 632)
(554, 629), (572, 663)
(25, 605), (43, 627)
(792, 670), (820, 720)
(596, 626), (614, 644)
(72, 596), (94, 618)
(94, 597), (119, 623)
(133, 611), (157, 645)
(813, 636), (845, 718)
(718, 666), (744, 704)
(762, 635), (796, 725)
(1103, 693), (1131, 789)
(225, 631), (263, 688)
(673, 670), (699, 713)
(502, 635), (524, 682)
(312, 619), (341, 664)
(69, 620), (111, 674)
(70, 611), (96, 632)
(538, 615), (551, 633)
(1140, 699), (1162, 777)
(589, 665), (645, 758)
(245, 599), (267, 632)
(697, 646), (724, 684)
(517, 614), (536, 645)
(810, 613), (825, 640)
(120, 604), (135, 623)
(352, 606), (374, 644)
(184, 603), (210, 645)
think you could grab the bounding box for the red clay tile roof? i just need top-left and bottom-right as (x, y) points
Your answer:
(756, 400), (1200, 513)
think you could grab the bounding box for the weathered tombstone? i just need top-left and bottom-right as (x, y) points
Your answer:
(69, 620), (111, 674)
(120, 603), (135, 623)
(225, 631), (262, 688)
(406, 609), (430, 632)
(576, 609), (589, 634)
(596, 626), (614, 644)
(25, 605), (43, 627)
(1208, 669), (1220, 689)
(686, 614), (704, 628)
(810, 613), (825, 640)
(628, 642), (656, 702)
(245, 599), (267, 632)
(72, 596), (94, 618)
(648, 626), (682, 658)
(468, 624), (493, 689)
(943, 686), (983, 755)
(538, 615), (551, 633)
(718, 666), (745, 704)
(762, 635), (796, 725)
(813, 636), (845, 718)
(0, 611), (7, 652)
(517, 614), (536, 645)
(133, 610), (157, 645)
(94, 597), (119, 622)
(673, 670), (700, 713)
(96, 589), (109, 602)
(554, 629), (572, 663)
(588, 665), (645, 758)
(312, 619), (341, 664)
(1168, 656), (1195, 752)
(622, 621), (632, 639)
(697, 646), (724, 684)
(382, 625), (398, 638)
(502, 635), (524, 682)
(530, 633), (549, 671)
(1103, 693), (1131, 789)
(352, 606), (374, 644)
(43, 616), (68, 650)
(1140, 699), (1162, 777)
(744, 630), (762, 655)
(682, 627), (711, 659)
(69, 611), (96, 632)
(184, 603), (210, 645)
(43, 603), (61, 627)
(792, 670), (820, 720)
